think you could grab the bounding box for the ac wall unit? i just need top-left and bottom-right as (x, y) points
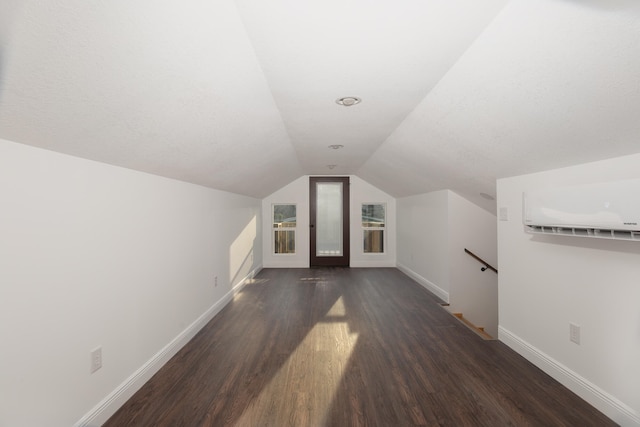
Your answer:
(523, 179), (640, 241)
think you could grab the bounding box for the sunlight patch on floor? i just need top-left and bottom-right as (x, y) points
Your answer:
(327, 295), (346, 316)
(234, 296), (358, 426)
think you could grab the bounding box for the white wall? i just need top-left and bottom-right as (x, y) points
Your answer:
(448, 191), (498, 337)
(397, 190), (450, 301)
(262, 175), (396, 268)
(396, 189), (498, 336)
(497, 153), (640, 426)
(0, 139), (262, 427)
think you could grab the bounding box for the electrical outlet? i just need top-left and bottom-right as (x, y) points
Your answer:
(90, 346), (102, 373)
(569, 323), (580, 345)
(214, 276), (218, 287)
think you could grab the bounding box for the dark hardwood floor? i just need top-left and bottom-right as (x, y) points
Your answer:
(104, 268), (616, 426)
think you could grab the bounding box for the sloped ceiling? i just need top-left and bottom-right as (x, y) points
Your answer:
(1, 0), (639, 213)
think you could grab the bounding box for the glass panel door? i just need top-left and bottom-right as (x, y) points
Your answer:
(316, 182), (343, 256)
(309, 177), (350, 267)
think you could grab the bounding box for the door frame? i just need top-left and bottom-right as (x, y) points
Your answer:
(309, 176), (350, 267)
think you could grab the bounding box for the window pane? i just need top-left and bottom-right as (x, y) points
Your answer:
(362, 204), (385, 227)
(364, 230), (384, 253)
(274, 230), (295, 254)
(273, 204), (296, 254)
(273, 204), (296, 228)
(316, 183), (342, 256)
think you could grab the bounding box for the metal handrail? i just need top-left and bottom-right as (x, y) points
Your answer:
(464, 248), (498, 274)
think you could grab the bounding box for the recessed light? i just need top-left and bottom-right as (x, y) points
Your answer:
(480, 192), (495, 201)
(336, 96), (361, 106)
(328, 144), (344, 150)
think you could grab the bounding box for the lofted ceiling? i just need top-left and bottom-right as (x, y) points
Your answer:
(1, 0), (639, 213)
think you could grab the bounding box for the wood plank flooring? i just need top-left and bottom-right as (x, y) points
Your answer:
(104, 268), (616, 426)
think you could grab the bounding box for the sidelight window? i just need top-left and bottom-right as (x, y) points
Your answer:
(273, 204), (296, 254)
(362, 203), (385, 253)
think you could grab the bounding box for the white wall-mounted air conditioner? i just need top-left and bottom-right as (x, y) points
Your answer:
(523, 179), (640, 241)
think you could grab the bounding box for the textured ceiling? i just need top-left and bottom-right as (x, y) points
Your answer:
(1, 0), (639, 213)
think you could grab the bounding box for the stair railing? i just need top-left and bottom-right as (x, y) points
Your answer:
(464, 248), (498, 273)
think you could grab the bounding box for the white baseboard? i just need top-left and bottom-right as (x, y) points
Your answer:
(350, 260), (396, 268)
(262, 261), (309, 268)
(499, 326), (640, 427)
(75, 265), (262, 427)
(396, 263), (449, 303)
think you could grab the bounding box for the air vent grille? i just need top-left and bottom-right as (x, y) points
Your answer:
(525, 225), (640, 241)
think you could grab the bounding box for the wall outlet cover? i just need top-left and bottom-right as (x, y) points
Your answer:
(569, 323), (580, 345)
(90, 347), (102, 373)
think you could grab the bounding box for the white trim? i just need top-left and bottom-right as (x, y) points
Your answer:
(499, 326), (640, 427)
(350, 260), (396, 268)
(74, 265), (262, 427)
(396, 263), (449, 302)
(263, 260), (309, 268)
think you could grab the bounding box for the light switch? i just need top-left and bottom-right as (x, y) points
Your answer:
(499, 207), (509, 221)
